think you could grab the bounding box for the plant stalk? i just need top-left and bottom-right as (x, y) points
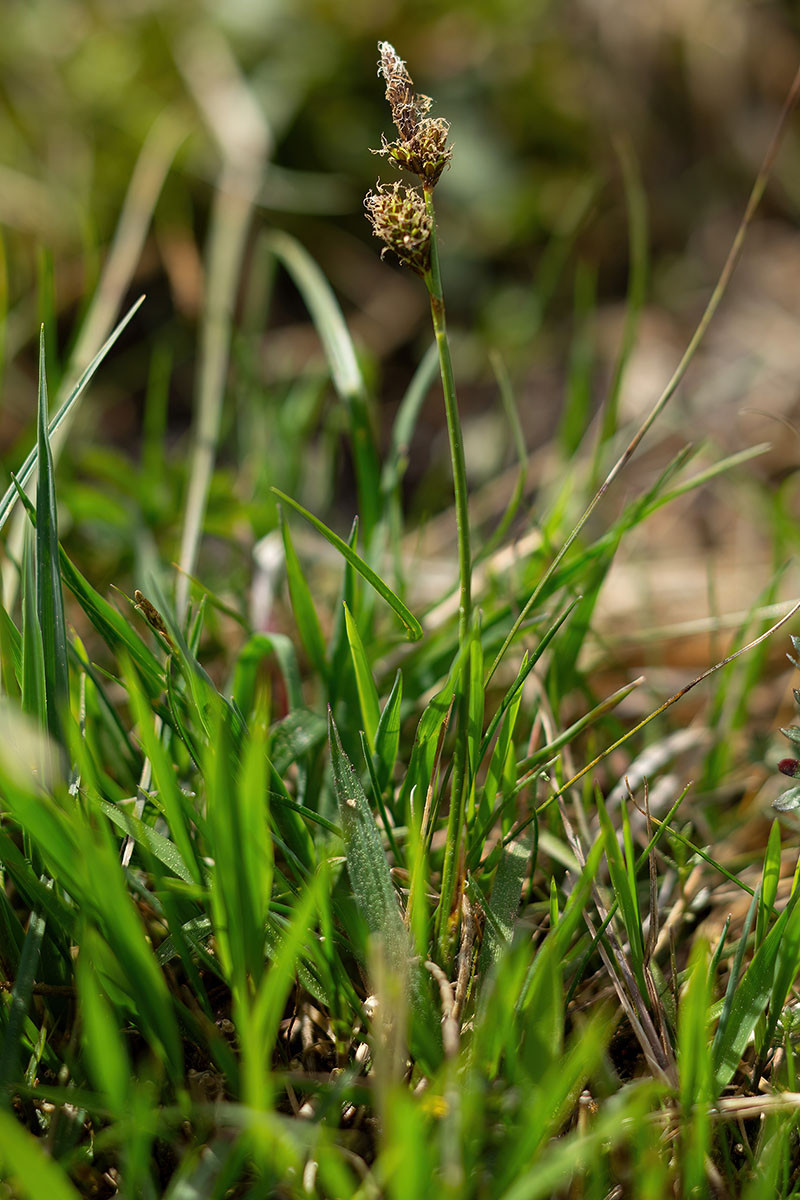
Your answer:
(424, 186), (472, 958)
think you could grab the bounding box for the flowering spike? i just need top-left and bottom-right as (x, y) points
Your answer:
(373, 41), (452, 188)
(378, 41), (420, 143)
(364, 182), (432, 276)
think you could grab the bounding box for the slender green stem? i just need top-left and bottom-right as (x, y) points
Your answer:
(423, 187), (472, 958)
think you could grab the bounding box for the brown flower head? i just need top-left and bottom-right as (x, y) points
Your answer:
(375, 41), (452, 189)
(364, 182), (432, 276)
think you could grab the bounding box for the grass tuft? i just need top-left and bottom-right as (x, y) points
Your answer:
(2, 35), (800, 1200)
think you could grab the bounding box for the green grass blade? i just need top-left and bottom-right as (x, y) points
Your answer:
(11, 476), (163, 701)
(498, 1013), (623, 1192)
(742, 1118), (786, 1200)
(0, 596), (22, 697)
(482, 676), (522, 820)
(620, 798), (641, 960)
(75, 927), (132, 1113)
(755, 819), (782, 948)
(482, 595), (578, 700)
(124, 665), (202, 886)
(711, 885), (759, 1070)
(360, 730), (400, 865)
(400, 636), (471, 819)
(477, 650), (532, 777)
(758, 886), (800, 1069)
(244, 873), (324, 1110)
(516, 675), (644, 780)
(380, 341), (439, 500)
(273, 488), (422, 640)
(597, 793), (645, 995)
(327, 516), (360, 712)
(467, 622), (484, 793)
(517, 937), (564, 1082)
(0, 823), (75, 939)
(280, 510), (327, 681)
(678, 939), (713, 1194)
(233, 631), (304, 718)
(265, 231), (380, 542)
(0, 1107), (82, 1199)
(264, 231), (366, 419)
(474, 691), (525, 852)
(0, 887), (23, 980)
(713, 891), (798, 1091)
(62, 564), (164, 699)
(97, 800), (195, 884)
(0, 297), (145, 534)
(90, 879), (184, 1082)
(268, 706), (327, 775)
(20, 533), (46, 730)
(344, 602), (380, 753)
(0, 904), (45, 1100)
(380, 341), (439, 588)
(35, 329), (69, 744)
(374, 668), (402, 792)
(206, 708), (273, 991)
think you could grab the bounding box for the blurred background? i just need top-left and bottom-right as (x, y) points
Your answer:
(2, 0), (800, 780)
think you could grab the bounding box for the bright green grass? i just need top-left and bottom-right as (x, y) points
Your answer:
(3, 42), (800, 1200)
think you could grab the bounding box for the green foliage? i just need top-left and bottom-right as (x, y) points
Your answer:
(0, 24), (799, 1200)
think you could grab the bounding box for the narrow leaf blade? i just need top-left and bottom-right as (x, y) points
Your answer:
(274, 489), (422, 640)
(35, 328), (69, 743)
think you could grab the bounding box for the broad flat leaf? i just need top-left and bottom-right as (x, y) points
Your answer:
(329, 712), (442, 1070)
(478, 831), (532, 972)
(328, 711), (406, 965)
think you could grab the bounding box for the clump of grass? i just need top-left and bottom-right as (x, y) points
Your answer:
(2, 39), (800, 1200)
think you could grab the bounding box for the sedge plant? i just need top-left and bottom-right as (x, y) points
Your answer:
(365, 42), (471, 959)
(4, 34), (800, 1200)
